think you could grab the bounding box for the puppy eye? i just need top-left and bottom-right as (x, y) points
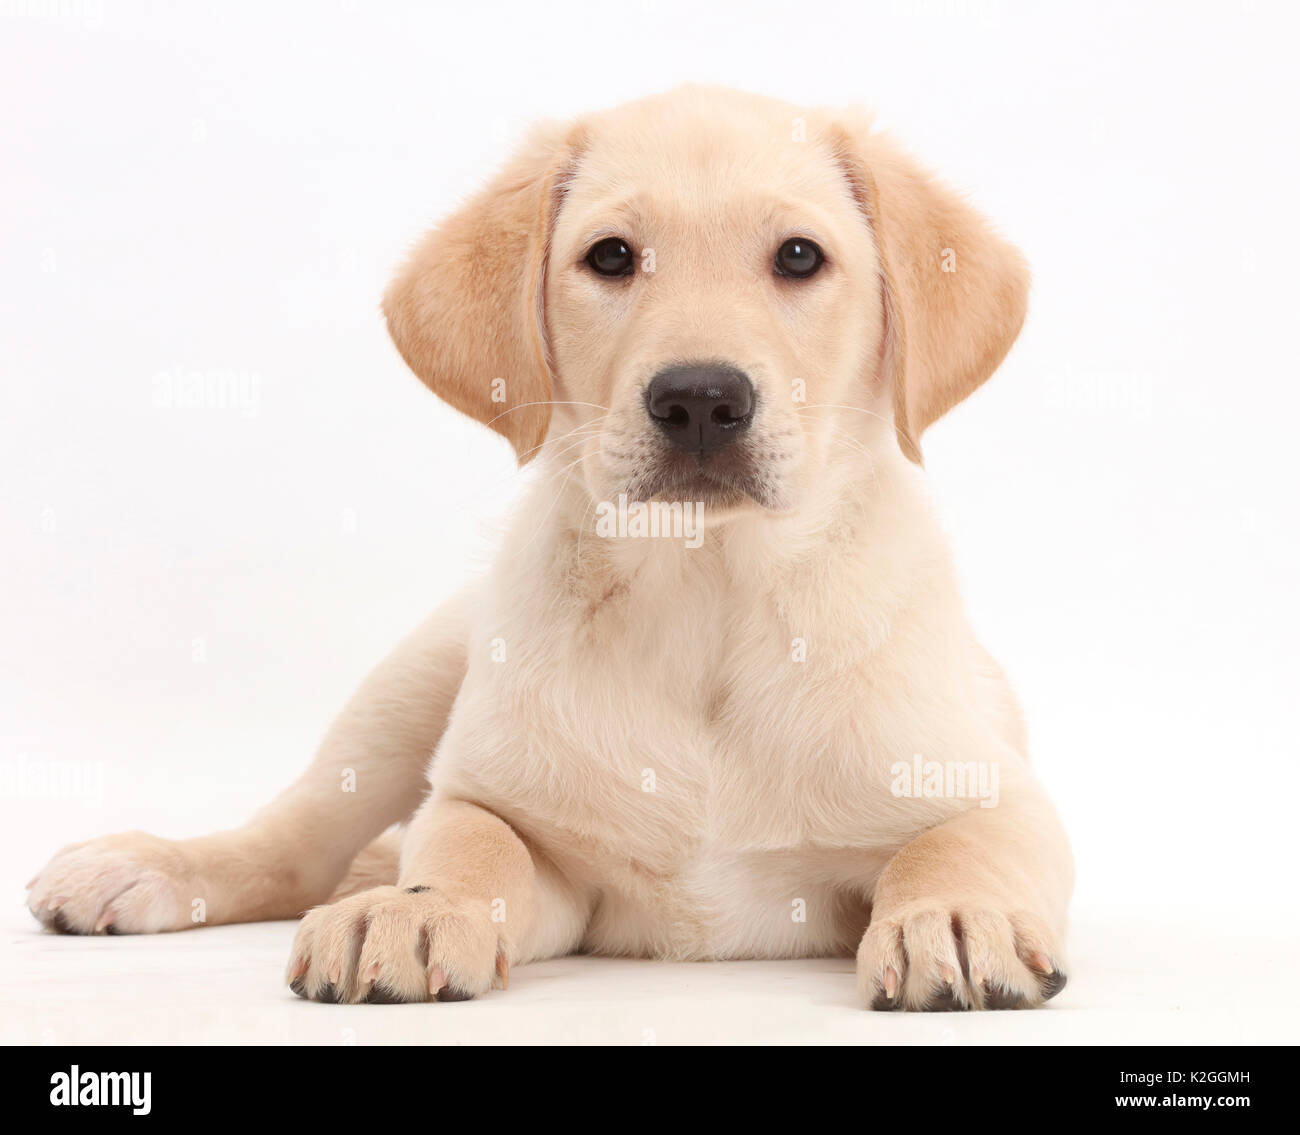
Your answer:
(774, 237), (824, 279)
(586, 237), (636, 277)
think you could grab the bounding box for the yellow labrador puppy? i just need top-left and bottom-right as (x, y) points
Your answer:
(28, 87), (1072, 1012)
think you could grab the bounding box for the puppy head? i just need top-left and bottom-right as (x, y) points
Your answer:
(384, 88), (1028, 516)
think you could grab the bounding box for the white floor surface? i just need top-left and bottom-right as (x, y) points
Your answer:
(3, 907), (1292, 1046)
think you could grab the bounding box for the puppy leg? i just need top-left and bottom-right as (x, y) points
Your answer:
(27, 595), (470, 935)
(288, 796), (589, 1003)
(857, 790), (1073, 1011)
(326, 829), (403, 902)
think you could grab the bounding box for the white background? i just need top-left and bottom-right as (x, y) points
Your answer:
(2, 0), (1297, 1044)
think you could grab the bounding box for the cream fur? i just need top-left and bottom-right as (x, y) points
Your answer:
(28, 87), (1072, 1012)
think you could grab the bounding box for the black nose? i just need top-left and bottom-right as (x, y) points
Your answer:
(645, 364), (754, 455)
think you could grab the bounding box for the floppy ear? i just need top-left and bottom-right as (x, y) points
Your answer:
(833, 120), (1029, 463)
(383, 124), (575, 463)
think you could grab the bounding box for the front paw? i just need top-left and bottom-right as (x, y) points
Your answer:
(286, 885), (505, 1004)
(857, 903), (1067, 1011)
(27, 832), (197, 935)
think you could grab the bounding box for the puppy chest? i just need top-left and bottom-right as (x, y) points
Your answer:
(578, 846), (872, 960)
(468, 624), (910, 855)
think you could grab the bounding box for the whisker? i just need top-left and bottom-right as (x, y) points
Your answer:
(515, 419), (602, 464)
(450, 422), (606, 520)
(487, 400), (610, 427)
(526, 423), (604, 466)
(510, 453), (592, 559)
(535, 432), (601, 472)
(796, 402), (894, 428)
